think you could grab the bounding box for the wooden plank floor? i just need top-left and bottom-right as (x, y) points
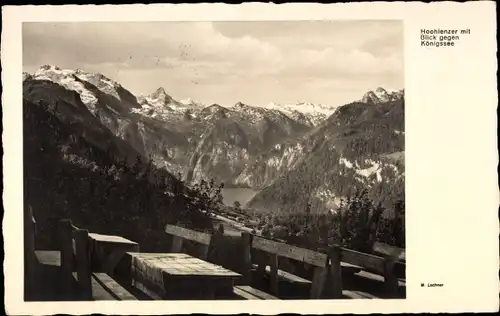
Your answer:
(72, 272), (121, 301)
(91, 277), (117, 301)
(92, 273), (138, 300)
(235, 285), (279, 300)
(233, 286), (261, 299)
(343, 290), (380, 299)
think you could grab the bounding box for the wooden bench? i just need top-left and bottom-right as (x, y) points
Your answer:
(164, 225), (399, 300)
(164, 224), (279, 300)
(58, 219), (138, 301)
(33, 249), (137, 301)
(251, 258), (362, 288)
(242, 233), (332, 299)
(332, 245), (405, 298)
(33, 250), (137, 301)
(240, 237), (405, 299)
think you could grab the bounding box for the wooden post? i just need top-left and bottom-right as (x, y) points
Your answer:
(206, 229), (222, 263)
(383, 257), (399, 297)
(24, 205), (36, 299)
(198, 242), (210, 261)
(329, 245), (343, 299)
(241, 232), (253, 285)
(59, 219), (75, 293)
(310, 266), (328, 299)
(170, 236), (183, 253)
(269, 253), (279, 296)
(169, 222), (185, 253)
(255, 252), (267, 289)
(74, 229), (92, 300)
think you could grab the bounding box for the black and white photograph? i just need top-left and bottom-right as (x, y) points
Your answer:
(22, 20), (405, 302)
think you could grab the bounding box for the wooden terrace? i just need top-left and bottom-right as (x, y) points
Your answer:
(25, 214), (406, 301)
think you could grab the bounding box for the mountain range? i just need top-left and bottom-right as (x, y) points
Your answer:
(23, 65), (405, 215)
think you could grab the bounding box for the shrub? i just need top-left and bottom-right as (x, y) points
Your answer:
(246, 189), (404, 253)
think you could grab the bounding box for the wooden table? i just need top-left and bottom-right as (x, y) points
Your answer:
(88, 233), (139, 275)
(127, 252), (242, 300)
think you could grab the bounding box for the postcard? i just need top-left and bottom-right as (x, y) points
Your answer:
(2, 2), (498, 314)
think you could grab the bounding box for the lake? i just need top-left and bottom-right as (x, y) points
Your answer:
(220, 188), (259, 207)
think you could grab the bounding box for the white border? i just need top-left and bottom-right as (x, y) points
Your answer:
(2, 2), (498, 314)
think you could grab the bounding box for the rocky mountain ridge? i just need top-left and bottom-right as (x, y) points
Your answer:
(24, 65), (339, 188)
(361, 87), (404, 105)
(24, 65), (404, 214)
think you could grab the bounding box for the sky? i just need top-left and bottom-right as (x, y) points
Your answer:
(23, 21), (403, 107)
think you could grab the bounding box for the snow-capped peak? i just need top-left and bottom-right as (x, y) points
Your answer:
(361, 87), (404, 105)
(29, 65), (140, 114)
(133, 90), (208, 121)
(149, 87), (172, 103)
(227, 101), (334, 126)
(33, 65), (124, 93)
(262, 101), (337, 116)
(230, 102), (265, 120)
(31, 65), (100, 111)
(233, 102), (249, 110)
(141, 87), (190, 114)
(180, 98), (204, 107)
(34, 65), (73, 77)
